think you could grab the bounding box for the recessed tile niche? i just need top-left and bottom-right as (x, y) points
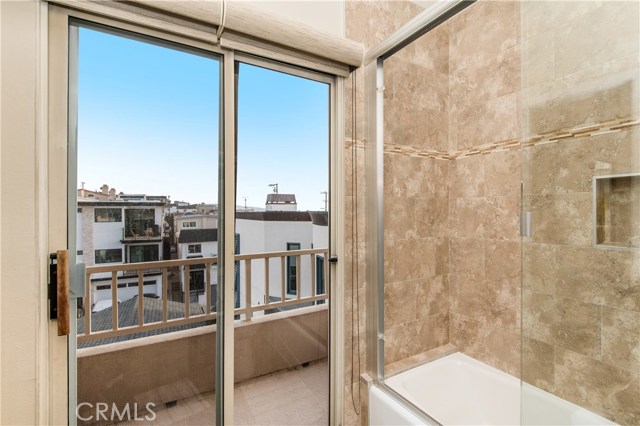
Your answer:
(594, 173), (640, 250)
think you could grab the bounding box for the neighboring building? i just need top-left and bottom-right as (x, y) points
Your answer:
(171, 202), (218, 215)
(174, 213), (218, 242)
(235, 210), (328, 312)
(177, 228), (219, 307)
(173, 208), (328, 315)
(77, 185), (169, 307)
(265, 193), (297, 211)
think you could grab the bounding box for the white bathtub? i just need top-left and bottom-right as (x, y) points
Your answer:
(370, 352), (616, 426)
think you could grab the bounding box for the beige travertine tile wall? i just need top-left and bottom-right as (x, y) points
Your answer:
(521, 2), (640, 424)
(350, 0), (524, 381)
(446, 0), (522, 377)
(382, 21), (451, 367)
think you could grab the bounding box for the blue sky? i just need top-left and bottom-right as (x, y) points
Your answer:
(78, 27), (329, 211)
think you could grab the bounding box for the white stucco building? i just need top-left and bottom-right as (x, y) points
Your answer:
(174, 210), (328, 314)
(177, 228), (219, 307)
(174, 213), (218, 242)
(236, 210), (328, 311)
(77, 186), (169, 307)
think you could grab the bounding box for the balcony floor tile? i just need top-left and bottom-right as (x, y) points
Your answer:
(115, 359), (328, 425)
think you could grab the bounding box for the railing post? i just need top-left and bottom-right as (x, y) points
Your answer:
(111, 271), (118, 332)
(280, 256), (286, 302)
(184, 264), (190, 318)
(137, 270), (144, 326)
(310, 254), (316, 298)
(85, 270), (91, 335)
(245, 259), (252, 320)
(264, 258), (270, 306)
(162, 268), (168, 322)
(205, 263), (211, 314)
(296, 255), (301, 300)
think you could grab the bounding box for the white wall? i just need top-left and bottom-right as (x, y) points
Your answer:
(92, 277), (162, 304)
(235, 219), (327, 307)
(93, 222), (123, 251)
(179, 240), (218, 293)
(1, 2), (66, 424)
(174, 215), (217, 240)
(312, 223), (329, 249)
(179, 240), (218, 260)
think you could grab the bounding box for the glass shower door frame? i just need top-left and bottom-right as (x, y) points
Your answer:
(363, 1), (475, 425)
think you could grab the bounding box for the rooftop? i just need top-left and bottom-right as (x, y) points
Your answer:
(179, 228), (219, 243)
(236, 211), (327, 225)
(266, 193), (297, 204)
(77, 297), (209, 348)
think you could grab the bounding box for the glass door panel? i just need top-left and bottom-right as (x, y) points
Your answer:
(521, 2), (640, 425)
(72, 23), (221, 425)
(234, 61), (330, 425)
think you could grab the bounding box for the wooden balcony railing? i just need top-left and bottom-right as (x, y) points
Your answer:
(79, 248), (329, 343)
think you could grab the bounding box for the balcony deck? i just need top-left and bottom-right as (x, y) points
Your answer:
(116, 359), (328, 425)
(77, 249), (329, 425)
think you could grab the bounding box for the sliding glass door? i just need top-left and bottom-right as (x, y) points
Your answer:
(234, 60), (331, 425)
(70, 22), (221, 425)
(58, 10), (337, 426)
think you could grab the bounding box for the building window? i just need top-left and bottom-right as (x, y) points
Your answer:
(95, 248), (122, 264)
(188, 244), (202, 254)
(125, 209), (156, 237)
(95, 208), (122, 222)
(182, 221), (197, 228)
(129, 245), (159, 263)
(286, 242), (301, 295)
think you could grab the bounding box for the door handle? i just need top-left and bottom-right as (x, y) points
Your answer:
(56, 250), (70, 336)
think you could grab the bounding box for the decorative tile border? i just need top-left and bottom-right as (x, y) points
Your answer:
(346, 116), (640, 160)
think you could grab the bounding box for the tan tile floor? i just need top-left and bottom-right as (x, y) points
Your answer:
(118, 360), (328, 426)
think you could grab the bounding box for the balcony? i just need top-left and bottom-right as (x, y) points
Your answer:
(120, 225), (162, 242)
(77, 249), (329, 425)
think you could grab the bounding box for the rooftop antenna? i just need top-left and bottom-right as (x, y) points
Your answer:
(242, 196), (248, 211)
(268, 183), (279, 194)
(321, 191), (328, 212)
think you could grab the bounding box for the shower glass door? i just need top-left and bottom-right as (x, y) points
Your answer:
(368, 0), (639, 425)
(521, 2), (640, 425)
